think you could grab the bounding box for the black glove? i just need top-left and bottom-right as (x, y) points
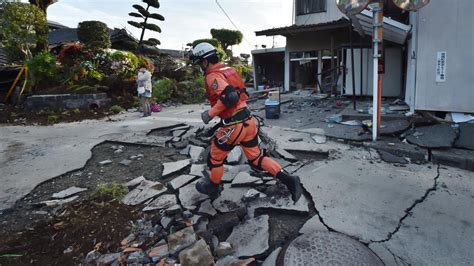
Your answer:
(201, 110), (212, 124)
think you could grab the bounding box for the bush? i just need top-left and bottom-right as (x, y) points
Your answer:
(175, 78), (206, 104)
(110, 51), (139, 79)
(47, 114), (60, 123)
(77, 21), (111, 51)
(233, 64), (252, 78)
(96, 183), (128, 200)
(28, 52), (57, 88)
(152, 78), (174, 103)
(109, 105), (124, 114)
(58, 44), (86, 65)
(138, 56), (155, 73)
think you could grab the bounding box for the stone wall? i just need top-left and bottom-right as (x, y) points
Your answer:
(25, 93), (111, 110)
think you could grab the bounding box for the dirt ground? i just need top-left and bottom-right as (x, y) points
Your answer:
(0, 198), (140, 265)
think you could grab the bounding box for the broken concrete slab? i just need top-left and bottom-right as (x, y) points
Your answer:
(52, 186), (87, 199)
(454, 123), (474, 150)
(296, 149), (437, 242)
(170, 125), (191, 132)
(39, 195), (79, 207)
(378, 120), (411, 135)
(148, 243), (169, 259)
(370, 166), (474, 265)
(283, 161), (305, 174)
(432, 148), (474, 172)
(179, 179), (209, 209)
(143, 194), (177, 211)
(275, 148), (297, 162)
(216, 256), (255, 266)
(96, 253), (120, 265)
(122, 180), (167, 206)
(247, 195), (309, 217)
(226, 215), (270, 258)
(216, 242), (234, 258)
(162, 159), (191, 178)
(198, 199), (217, 217)
(242, 189), (264, 203)
(377, 150), (408, 164)
(189, 164), (206, 177)
(194, 217), (209, 234)
(231, 172), (261, 187)
(324, 124), (372, 142)
(364, 140), (427, 162)
(222, 165), (251, 182)
(169, 174), (199, 190)
(160, 215), (175, 230)
(126, 176), (146, 188)
(167, 226), (197, 255)
(188, 145), (205, 163)
(212, 184), (248, 213)
(406, 124), (457, 148)
(178, 239), (214, 266)
(262, 247), (281, 266)
(208, 212), (240, 235)
(311, 134), (327, 144)
(299, 216), (328, 234)
(227, 147), (242, 164)
(172, 129), (187, 138)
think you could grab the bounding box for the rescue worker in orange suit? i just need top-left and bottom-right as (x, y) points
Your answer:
(190, 42), (302, 202)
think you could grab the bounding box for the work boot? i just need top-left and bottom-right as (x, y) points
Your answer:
(276, 171), (303, 203)
(195, 178), (221, 200)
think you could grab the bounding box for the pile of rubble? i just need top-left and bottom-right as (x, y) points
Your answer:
(73, 124), (316, 265)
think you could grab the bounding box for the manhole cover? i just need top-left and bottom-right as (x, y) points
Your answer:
(283, 231), (383, 266)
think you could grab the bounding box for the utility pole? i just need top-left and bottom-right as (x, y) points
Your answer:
(371, 1), (383, 141)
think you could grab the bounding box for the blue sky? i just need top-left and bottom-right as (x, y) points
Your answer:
(45, 0), (293, 54)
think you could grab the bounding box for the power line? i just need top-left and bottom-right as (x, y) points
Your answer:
(215, 0), (253, 47)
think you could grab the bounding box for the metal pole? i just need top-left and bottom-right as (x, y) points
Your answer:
(372, 3), (380, 141)
(350, 21), (356, 110)
(377, 2), (384, 134)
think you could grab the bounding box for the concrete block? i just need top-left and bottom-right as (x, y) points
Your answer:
(432, 148), (474, 171)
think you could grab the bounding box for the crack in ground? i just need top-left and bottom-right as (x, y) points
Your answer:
(300, 183), (335, 233)
(372, 163), (441, 244)
(384, 246), (410, 266)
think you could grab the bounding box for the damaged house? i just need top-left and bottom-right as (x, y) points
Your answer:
(253, 0), (474, 113)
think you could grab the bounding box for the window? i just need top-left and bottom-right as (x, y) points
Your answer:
(296, 0), (326, 15)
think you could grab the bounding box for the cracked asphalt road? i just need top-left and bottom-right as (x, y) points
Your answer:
(1, 103), (473, 265)
(296, 148), (474, 265)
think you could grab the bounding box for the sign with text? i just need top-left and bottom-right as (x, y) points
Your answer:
(436, 51), (447, 82)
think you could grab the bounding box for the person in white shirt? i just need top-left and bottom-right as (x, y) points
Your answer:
(137, 66), (153, 117)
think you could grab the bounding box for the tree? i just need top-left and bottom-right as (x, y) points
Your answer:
(77, 21), (111, 51)
(28, 0), (57, 15)
(29, 0), (58, 52)
(127, 0), (164, 47)
(0, 2), (47, 62)
(210, 28), (243, 52)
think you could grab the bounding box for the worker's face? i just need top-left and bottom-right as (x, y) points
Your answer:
(199, 59), (209, 72)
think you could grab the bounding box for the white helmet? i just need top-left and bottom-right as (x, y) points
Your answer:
(190, 42), (218, 64)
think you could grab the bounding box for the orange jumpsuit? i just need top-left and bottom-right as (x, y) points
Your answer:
(205, 63), (282, 184)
